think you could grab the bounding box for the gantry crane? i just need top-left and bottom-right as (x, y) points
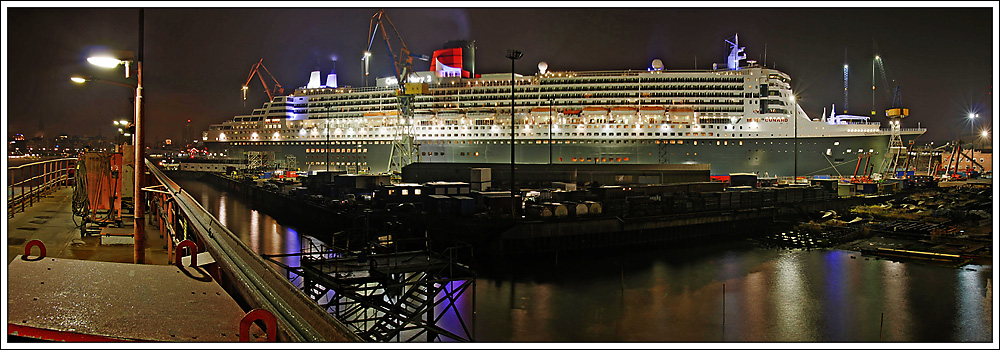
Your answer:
(365, 9), (429, 181)
(242, 58), (285, 106)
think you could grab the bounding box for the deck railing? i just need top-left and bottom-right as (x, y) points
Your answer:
(144, 160), (360, 342)
(8, 158), (77, 218)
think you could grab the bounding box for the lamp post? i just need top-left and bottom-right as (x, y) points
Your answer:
(506, 49), (523, 220)
(87, 9), (144, 263)
(792, 95), (797, 182)
(968, 112), (978, 157)
(548, 98), (554, 165)
(326, 111), (331, 172)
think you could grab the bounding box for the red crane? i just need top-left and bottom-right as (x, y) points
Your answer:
(241, 58), (284, 105)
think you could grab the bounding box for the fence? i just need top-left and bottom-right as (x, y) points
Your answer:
(8, 158), (77, 218)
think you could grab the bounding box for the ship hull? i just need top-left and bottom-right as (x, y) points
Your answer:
(206, 132), (920, 177)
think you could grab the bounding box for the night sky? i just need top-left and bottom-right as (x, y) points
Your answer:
(3, 5), (996, 144)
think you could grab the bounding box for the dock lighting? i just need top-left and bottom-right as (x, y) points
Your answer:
(969, 113), (978, 148)
(87, 56), (124, 68)
(506, 49), (523, 220)
(70, 76), (87, 83)
(87, 54), (133, 79)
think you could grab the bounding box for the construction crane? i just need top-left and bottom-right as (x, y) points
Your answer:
(872, 44), (901, 113)
(843, 48), (848, 114)
(364, 9), (429, 181)
(241, 58), (284, 106)
(363, 10), (429, 85)
(871, 49), (911, 180)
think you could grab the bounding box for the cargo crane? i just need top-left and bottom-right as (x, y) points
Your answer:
(365, 9), (429, 181)
(241, 58), (284, 107)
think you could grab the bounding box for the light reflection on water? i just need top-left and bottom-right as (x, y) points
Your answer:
(881, 259), (911, 341)
(177, 178), (994, 342)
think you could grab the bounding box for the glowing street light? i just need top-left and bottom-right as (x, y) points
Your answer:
(70, 75), (136, 89)
(84, 9), (146, 263)
(791, 95), (798, 181)
(968, 112), (978, 149)
(87, 56), (125, 68)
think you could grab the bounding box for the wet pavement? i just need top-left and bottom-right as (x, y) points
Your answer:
(6, 187), (169, 265)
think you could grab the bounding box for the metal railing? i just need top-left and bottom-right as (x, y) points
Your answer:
(8, 158), (77, 218)
(144, 160), (361, 342)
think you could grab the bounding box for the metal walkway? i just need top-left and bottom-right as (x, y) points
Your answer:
(265, 239), (477, 342)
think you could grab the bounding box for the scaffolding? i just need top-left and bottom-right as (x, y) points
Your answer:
(878, 108), (910, 179)
(264, 238), (476, 342)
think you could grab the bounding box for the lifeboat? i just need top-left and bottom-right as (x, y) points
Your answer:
(638, 106), (666, 115)
(467, 107), (496, 115)
(363, 111), (385, 117)
(436, 109), (464, 119)
(582, 107), (609, 115)
(561, 109), (582, 115)
(669, 106), (695, 123)
(530, 107), (556, 115)
(610, 106), (637, 115)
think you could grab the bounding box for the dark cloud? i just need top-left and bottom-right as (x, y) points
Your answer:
(4, 6), (994, 143)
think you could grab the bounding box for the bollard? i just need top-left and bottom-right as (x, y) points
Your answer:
(23, 240), (47, 260)
(239, 308), (277, 342)
(174, 239), (199, 267)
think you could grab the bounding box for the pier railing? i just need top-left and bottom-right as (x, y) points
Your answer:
(8, 158), (77, 218)
(143, 160), (361, 342)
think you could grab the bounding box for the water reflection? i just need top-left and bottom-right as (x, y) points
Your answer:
(955, 267), (992, 341)
(176, 178), (994, 342)
(218, 194), (227, 226)
(773, 251), (811, 341)
(822, 250), (847, 340)
(249, 210), (260, 253)
(881, 260), (911, 341)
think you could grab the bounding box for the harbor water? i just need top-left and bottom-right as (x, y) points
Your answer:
(175, 178), (993, 342)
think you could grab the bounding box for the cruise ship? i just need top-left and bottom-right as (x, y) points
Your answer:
(202, 36), (925, 178)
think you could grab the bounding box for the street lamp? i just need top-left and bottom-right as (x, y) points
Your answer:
(71, 75), (137, 89)
(506, 49), (523, 220)
(968, 112), (978, 150)
(548, 98), (554, 164)
(791, 95), (798, 182)
(326, 110), (331, 172)
(86, 9), (144, 264)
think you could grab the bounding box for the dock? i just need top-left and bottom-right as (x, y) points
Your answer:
(6, 160), (361, 342)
